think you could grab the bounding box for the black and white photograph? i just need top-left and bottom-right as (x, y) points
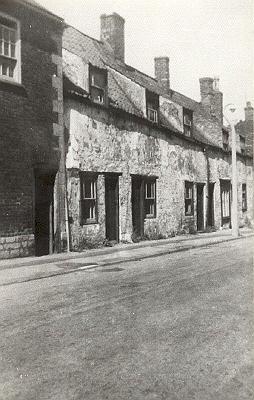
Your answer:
(0, 0), (253, 398)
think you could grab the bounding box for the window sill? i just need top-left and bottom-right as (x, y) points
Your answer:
(81, 221), (98, 226)
(185, 214), (194, 218)
(145, 215), (156, 220)
(0, 78), (27, 97)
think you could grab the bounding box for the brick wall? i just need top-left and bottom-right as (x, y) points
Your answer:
(0, 1), (64, 259)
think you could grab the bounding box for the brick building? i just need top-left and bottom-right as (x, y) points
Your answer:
(63, 13), (253, 250)
(0, 0), (64, 258)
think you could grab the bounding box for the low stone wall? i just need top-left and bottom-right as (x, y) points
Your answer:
(0, 235), (34, 259)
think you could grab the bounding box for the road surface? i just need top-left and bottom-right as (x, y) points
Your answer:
(0, 237), (253, 400)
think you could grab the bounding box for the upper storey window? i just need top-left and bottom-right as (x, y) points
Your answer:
(222, 129), (229, 151)
(183, 108), (193, 137)
(146, 90), (159, 123)
(0, 13), (20, 83)
(89, 65), (107, 105)
(240, 135), (246, 155)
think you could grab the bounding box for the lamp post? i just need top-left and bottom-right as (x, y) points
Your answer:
(224, 104), (239, 237)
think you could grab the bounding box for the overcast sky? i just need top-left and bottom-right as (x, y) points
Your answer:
(38, 0), (253, 121)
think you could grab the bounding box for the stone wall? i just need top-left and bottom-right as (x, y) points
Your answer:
(64, 99), (253, 249)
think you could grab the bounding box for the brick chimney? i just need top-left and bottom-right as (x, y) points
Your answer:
(244, 101), (253, 122)
(199, 77), (223, 123)
(154, 57), (170, 94)
(100, 13), (125, 62)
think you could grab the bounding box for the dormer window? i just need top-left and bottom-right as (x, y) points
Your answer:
(146, 90), (159, 123)
(183, 108), (193, 136)
(222, 129), (229, 151)
(240, 135), (245, 155)
(89, 65), (107, 105)
(0, 13), (20, 83)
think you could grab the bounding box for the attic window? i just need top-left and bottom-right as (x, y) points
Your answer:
(0, 13), (21, 83)
(89, 65), (107, 105)
(183, 108), (193, 137)
(240, 135), (245, 155)
(222, 130), (229, 151)
(146, 90), (159, 123)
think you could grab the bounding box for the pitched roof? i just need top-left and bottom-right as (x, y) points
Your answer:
(63, 25), (224, 150)
(17, 0), (63, 20)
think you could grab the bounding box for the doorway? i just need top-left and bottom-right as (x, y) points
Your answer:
(131, 176), (144, 237)
(197, 183), (204, 231)
(105, 175), (119, 242)
(207, 183), (214, 227)
(34, 170), (56, 256)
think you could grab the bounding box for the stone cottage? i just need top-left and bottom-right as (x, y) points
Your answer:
(0, 0), (65, 258)
(62, 13), (253, 250)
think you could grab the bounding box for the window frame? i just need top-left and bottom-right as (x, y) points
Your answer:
(146, 90), (159, 124)
(144, 178), (156, 218)
(0, 12), (21, 84)
(183, 108), (193, 137)
(89, 64), (107, 106)
(80, 172), (98, 225)
(185, 181), (194, 216)
(242, 183), (247, 211)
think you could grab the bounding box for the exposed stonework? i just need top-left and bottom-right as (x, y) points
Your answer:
(64, 100), (253, 248)
(0, 234), (34, 259)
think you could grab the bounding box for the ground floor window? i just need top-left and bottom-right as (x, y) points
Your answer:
(242, 183), (247, 211)
(80, 173), (97, 224)
(144, 178), (156, 218)
(220, 180), (231, 224)
(185, 181), (194, 216)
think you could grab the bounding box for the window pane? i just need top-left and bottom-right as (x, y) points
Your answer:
(4, 41), (9, 56)
(2, 63), (7, 75)
(0, 27), (3, 40)
(91, 71), (106, 87)
(0, 39), (2, 54)
(3, 28), (9, 41)
(10, 30), (15, 43)
(9, 64), (14, 78)
(82, 199), (96, 222)
(91, 87), (104, 104)
(11, 43), (15, 58)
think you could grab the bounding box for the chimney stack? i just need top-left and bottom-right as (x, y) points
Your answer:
(100, 13), (125, 62)
(199, 77), (223, 124)
(244, 101), (253, 122)
(154, 57), (170, 94)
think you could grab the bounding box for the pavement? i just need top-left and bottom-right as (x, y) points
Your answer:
(0, 235), (253, 400)
(0, 227), (253, 287)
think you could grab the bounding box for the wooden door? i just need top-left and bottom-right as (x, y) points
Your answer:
(207, 183), (214, 227)
(197, 183), (204, 231)
(105, 175), (119, 242)
(131, 177), (144, 237)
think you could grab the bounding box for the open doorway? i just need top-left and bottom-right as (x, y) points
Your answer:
(34, 170), (56, 256)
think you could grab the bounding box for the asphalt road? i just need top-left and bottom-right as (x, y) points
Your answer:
(0, 238), (253, 400)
